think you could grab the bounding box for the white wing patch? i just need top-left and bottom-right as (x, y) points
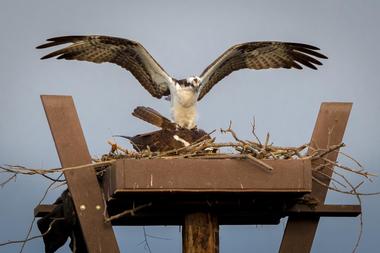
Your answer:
(173, 135), (190, 147)
(137, 46), (173, 90)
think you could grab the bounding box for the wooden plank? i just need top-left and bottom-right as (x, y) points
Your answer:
(279, 102), (352, 253)
(93, 202), (360, 225)
(285, 204), (361, 217)
(106, 158), (312, 195)
(183, 213), (219, 253)
(34, 204), (57, 217)
(41, 95), (120, 253)
(307, 103), (353, 202)
(34, 204), (361, 219)
(41, 95), (91, 167)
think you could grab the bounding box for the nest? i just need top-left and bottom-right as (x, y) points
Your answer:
(101, 107), (314, 164)
(102, 119), (349, 174)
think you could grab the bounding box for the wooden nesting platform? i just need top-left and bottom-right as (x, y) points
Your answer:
(106, 159), (311, 195)
(35, 157), (360, 226)
(33, 95), (361, 253)
(101, 158), (312, 225)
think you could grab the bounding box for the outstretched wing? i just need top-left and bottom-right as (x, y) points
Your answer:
(197, 41), (327, 100)
(37, 35), (173, 98)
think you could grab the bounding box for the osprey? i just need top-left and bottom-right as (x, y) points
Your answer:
(37, 35), (327, 129)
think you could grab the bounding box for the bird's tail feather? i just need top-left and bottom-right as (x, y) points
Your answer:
(132, 106), (176, 130)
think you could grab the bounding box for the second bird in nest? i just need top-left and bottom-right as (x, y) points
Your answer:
(116, 106), (210, 152)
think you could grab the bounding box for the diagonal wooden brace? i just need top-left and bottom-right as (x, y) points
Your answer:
(279, 102), (352, 253)
(41, 95), (120, 253)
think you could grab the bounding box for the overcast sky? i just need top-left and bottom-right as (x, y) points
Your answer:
(0, 0), (379, 252)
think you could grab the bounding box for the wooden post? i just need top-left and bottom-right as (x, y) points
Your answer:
(183, 213), (219, 253)
(279, 102), (352, 253)
(41, 95), (120, 253)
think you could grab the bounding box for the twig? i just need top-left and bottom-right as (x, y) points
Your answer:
(244, 154), (273, 171)
(312, 176), (380, 196)
(105, 202), (152, 223)
(0, 219), (60, 247)
(322, 158), (376, 180)
(313, 169), (347, 188)
(339, 151), (364, 168)
(2, 164), (61, 174)
(107, 140), (129, 154)
(312, 176), (352, 195)
(1, 161), (114, 177)
(0, 173), (17, 188)
(311, 143), (345, 160)
(142, 226), (152, 253)
(18, 173), (64, 253)
(251, 117), (262, 146)
(137, 227), (171, 252)
(263, 132), (270, 150)
(221, 121), (246, 144)
(332, 170), (363, 253)
(352, 181), (364, 192)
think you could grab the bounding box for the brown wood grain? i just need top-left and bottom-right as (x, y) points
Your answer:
(183, 213), (219, 253)
(41, 95), (120, 253)
(279, 102), (352, 253)
(107, 158), (312, 194)
(41, 95), (91, 167)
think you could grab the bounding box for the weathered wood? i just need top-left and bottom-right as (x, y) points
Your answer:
(41, 95), (91, 167)
(35, 203), (361, 220)
(106, 158), (312, 195)
(183, 213), (219, 253)
(41, 95), (120, 253)
(279, 102), (352, 253)
(284, 204), (361, 217)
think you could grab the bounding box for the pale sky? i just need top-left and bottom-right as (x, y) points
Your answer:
(0, 0), (379, 252)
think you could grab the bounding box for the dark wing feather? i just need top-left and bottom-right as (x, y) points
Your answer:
(198, 41), (327, 100)
(37, 35), (172, 98)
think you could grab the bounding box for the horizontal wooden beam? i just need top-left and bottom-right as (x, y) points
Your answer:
(35, 203), (361, 223)
(285, 204), (361, 217)
(104, 158), (312, 197)
(35, 204), (57, 217)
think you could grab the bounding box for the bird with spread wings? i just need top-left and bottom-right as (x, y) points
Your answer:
(37, 35), (327, 129)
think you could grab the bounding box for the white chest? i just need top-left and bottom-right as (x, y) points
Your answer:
(173, 83), (197, 107)
(169, 83), (198, 129)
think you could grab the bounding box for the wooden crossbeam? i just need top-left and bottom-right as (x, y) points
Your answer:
(34, 203), (361, 221)
(41, 95), (120, 253)
(279, 102), (352, 253)
(284, 204), (361, 217)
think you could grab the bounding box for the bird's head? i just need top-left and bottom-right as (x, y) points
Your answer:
(186, 76), (201, 88)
